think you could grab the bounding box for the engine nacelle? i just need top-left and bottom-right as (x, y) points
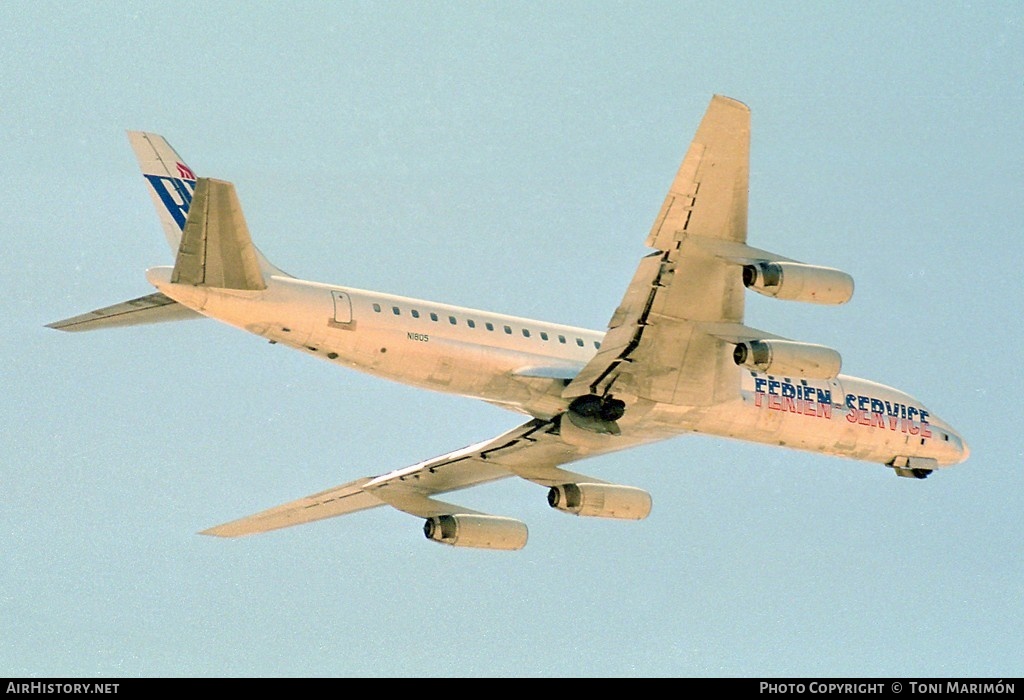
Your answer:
(742, 261), (854, 305)
(733, 339), (841, 379)
(547, 483), (652, 520)
(423, 514), (528, 550)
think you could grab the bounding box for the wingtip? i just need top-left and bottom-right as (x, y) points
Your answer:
(199, 525), (234, 538)
(711, 94), (750, 111)
(200, 520), (260, 538)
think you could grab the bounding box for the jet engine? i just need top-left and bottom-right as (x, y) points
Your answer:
(742, 261), (854, 305)
(547, 483), (652, 520)
(733, 339), (841, 379)
(423, 514), (528, 550)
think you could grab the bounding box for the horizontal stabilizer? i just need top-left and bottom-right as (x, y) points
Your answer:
(172, 178), (267, 290)
(46, 292), (200, 332)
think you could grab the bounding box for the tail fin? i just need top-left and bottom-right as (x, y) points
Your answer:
(128, 131), (289, 278)
(48, 133), (285, 333)
(128, 131), (196, 253)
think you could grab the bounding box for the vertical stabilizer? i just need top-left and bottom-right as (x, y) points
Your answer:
(128, 131), (196, 253)
(127, 131), (290, 278)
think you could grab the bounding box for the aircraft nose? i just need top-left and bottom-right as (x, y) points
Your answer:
(958, 435), (970, 463)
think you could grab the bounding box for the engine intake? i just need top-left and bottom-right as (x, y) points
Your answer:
(742, 261), (854, 305)
(547, 483), (652, 520)
(423, 514), (528, 550)
(733, 339), (841, 379)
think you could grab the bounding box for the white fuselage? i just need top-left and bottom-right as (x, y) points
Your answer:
(147, 267), (968, 469)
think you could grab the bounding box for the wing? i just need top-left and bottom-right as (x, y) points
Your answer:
(202, 418), (656, 538)
(564, 95), (763, 407)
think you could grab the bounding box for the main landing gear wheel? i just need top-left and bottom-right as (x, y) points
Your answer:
(568, 395), (625, 422)
(599, 399), (625, 422)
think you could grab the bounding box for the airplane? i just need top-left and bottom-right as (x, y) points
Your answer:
(48, 95), (969, 550)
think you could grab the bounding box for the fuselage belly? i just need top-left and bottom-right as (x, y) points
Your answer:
(148, 268), (967, 469)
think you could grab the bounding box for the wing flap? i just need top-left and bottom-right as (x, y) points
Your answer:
(562, 254), (662, 401)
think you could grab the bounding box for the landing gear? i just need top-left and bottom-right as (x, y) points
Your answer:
(568, 395), (625, 422)
(889, 457), (937, 479)
(600, 399), (625, 422)
(561, 394), (627, 444)
(568, 394), (602, 418)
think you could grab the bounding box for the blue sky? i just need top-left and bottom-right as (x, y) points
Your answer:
(2, 1), (1022, 677)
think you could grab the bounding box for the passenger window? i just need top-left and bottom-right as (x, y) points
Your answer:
(449, 316), (457, 325)
(540, 331), (549, 341)
(576, 338), (584, 347)
(430, 313), (438, 322)
(558, 335), (566, 344)
(486, 322), (494, 331)
(392, 306), (400, 316)
(467, 319), (476, 328)
(594, 341), (601, 349)
(522, 329), (531, 338)
(372, 303), (381, 313)
(411, 310), (420, 318)
(504, 325), (512, 335)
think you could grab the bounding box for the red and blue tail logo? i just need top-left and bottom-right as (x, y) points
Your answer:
(145, 162), (197, 231)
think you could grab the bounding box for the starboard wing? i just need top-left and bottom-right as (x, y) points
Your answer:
(564, 95), (753, 408)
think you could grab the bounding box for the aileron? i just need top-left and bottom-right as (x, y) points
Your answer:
(646, 95), (750, 250)
(201, 477), (381, 538)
